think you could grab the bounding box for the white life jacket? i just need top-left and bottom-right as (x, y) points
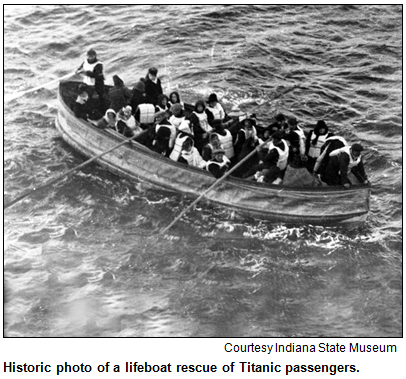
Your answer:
(293, 126), (306, 155)
(169, 115), (185, 130)
(169, 134), (191, 162)
(193, 111), (212, 133)
(82, 60), (103, 86)
(268, 139), (289, 170)
(240, 126), (258, 142)
(155, 122), (177, 148)
(329, 146), (361, 171)
(206, 156), (230, 171)
(180, 148), (206, 169)
(308, 132), (329, 158)
(137, 103), (156, 125)
(213, 130), (234, 159)
(206, 103), (225, 120)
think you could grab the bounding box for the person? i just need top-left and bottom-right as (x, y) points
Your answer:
(151, 111), (177, 156)
(313, 135), (348, 177)
(171, 136), (206, 169)
(206, 149), (231, 179)
(268, 113), (287, 132)
(96, 108), (117, 129)
(169, 91), (184, 110)
(169, 122), (194, 162)
(206, 93), (226, 126)
(144, 67), (163, 105)
(320, 143), (369, 188)
(169, 103), (185, 130)
(284, 117), (306, 166)
(108, 75), (132, 112)
(130, 80), (150, 115)
(233, 117), (260, 177)
(188, 100), (213, 151)
(211, 119), (235, 161)
(73, 83), (90, 120)
(305, 120), (334, 172)
(202, 133), (223, 161)
(116, 107), (135, 137)
(76, 48), (105, 111)
(155, 94), (170, 113)
(245, 131), (289, 184)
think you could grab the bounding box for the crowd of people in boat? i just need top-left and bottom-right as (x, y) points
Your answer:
(72, 49), (369, 188)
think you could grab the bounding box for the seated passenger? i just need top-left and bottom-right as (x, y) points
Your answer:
(169, 91), (184, 110)
(155, 94), (170, 113)
(206, 93), (226, 126)
(171, 136), (206, 169)
(320, 143), (369, 188)
(116, 107), (135, 137)
(108, 75), (132, 112)
(245, 132), (289, 184)
(131, 80), (150, 114)
(313, 135), (348, 177)
(151, 111), (177, 156)
(305, 120), (334, 172)
(211, 119), (235, 162)
(169, 103), (185, 130)
(188, 100), (213, 151)
(206, 149), (231, 179)
(268, 113), (287, 132)
(284, 117), (307, 167)
(96, 108), (117, 129)
(202, 133), (223, 161)
(144, 67), (163, 105)
(73, 83), (90, 121)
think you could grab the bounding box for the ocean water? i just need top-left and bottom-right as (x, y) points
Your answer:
(3, 5), (402, 337)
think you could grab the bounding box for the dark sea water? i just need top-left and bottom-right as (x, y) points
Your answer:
(3, 5), (402, 337)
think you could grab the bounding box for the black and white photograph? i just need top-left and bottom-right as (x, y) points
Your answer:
(3, 4), (402, 338)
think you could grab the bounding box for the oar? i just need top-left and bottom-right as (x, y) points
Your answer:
(4, 72), (75, 102)
(159, 137), (272, 235)
(4, 134), (139, 209)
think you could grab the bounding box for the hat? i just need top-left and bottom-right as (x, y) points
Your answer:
(78, 83), (88, 92)
(123, 105), (132, 113)
(87, 48), (97, 56)
(228, 106), (245, 117)
(287, 117), (298, 126)
(207, 93), (218, 103)
(317, 120), (327, 129)
(133, 81), (145, 93)
(275, 113), (286, 122)
(212, 148), (225, 155)
(351, 143), (364, 152)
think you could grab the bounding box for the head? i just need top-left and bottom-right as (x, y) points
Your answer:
(271, 131), (283, 144)
(133, 81), (145, 94)
(123, 105), (132, 118)
(212, 149), (225, 162)
(113, 75), (124, 87)
(194, 100), (205, 113)
(315, 120), (328, 135)
(87, 48), (97, 63)
(105, 109), (116, 120)
(287, 117), (298, 130)
(182, 137), (193, 152)
(169, 92), (180, 104)
(212, 119), (223, 130)
(244, 118), (255, 130)
(157, 94), (169, 107)
(210, 133), (220, 145)
(154, 110), (167, 124)
(351, 143), (364, 158)
(171, 103), (183, 117)
(78, 83), (89, 95)
(207, 93), (218, 107)
(275, 113), (286, 126)
(148, 67), (158, 81)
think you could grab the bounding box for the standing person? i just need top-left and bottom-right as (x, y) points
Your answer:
(320, 143), (369, 188)
(305, 120), (334, 172)
(76, 48), (105, 112)
(144, 67), (163, 105)
(107, 75), (132, 112)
